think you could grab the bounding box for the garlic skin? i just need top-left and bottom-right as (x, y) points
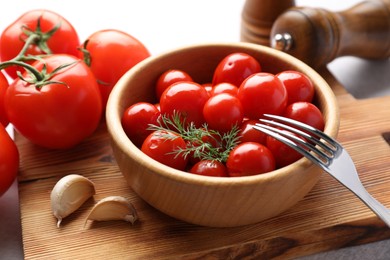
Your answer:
(50, 174), (95, 228)
(85, 196), (138, 226)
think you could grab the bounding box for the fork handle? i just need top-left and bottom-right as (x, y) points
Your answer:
(347, 182), (390, 227)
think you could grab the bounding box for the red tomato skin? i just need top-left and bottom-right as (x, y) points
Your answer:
(5, 55), (102, 149)
(160, 81), (209, 127)
(0, 124), (19, 197)
(239, 119), (267, 144)
(202, 83), (213, 96)
(0, 9), (80, 79)
(210, 82), (238, 96)
(156, 69), (193, 100)
(81, 29), (150, 108)
(226, 142), (275, 177)
(284, 102), (325, 131)
(212, 52), (261, 87)
(203, 93), (244, 133)
(238, 72), (288, 119)
(266, 130), (303, 168)
(276, 70), (314, 104)
(0, 72), (9, 127)
(141, 130), (188, 171)
(189, 160), (228, 177)
(122, 102), (161, 147)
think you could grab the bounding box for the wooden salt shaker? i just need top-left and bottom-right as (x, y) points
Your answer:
(270, 0), (390, 69)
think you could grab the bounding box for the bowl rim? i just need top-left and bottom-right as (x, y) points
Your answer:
(106, 42), (340, 187)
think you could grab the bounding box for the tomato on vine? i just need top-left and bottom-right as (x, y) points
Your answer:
(0, 9), (80, 79)
(0, 124), (19, 197)
(0, 72), (9, 127)
(79, 29), (150, 107)
(4, 54), (102, 149)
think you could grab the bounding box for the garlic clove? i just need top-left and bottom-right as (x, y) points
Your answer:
(84, 196), (138, 226)
(50, 174), (95, 228)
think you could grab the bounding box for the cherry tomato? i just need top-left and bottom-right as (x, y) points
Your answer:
(156, 69), (193, 100)
(160, 81), (209, 127)
(0, 9), (80, 79)
(141, 130), (188, 170)
(276, 70), (314, 104)
(0, 72), (9, 127)
(226, 142), (275, 177)
(212, 52), (261, 87)
(5, 54), (102, 149)
(203, 93), (244, 133)
(284, 102), (325, 131)
(210, 82), (238, 96)
(122, 102), (161, 147)
(189, 160), (228, 177)
(0, 124), (19, 197)
(80, 29), (150, 108)
(238, 72), (287, 119)
(238, 119), (267, 144)
(202, 83), (213, 96)
(266, 130), (303, 168)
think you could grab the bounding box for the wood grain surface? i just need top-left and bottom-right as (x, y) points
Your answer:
(17, 68), (390, 259)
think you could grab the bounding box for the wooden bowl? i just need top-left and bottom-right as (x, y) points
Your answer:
(106, 42), (339, 227)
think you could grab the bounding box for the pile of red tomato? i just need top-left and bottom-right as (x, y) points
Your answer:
(0, 9), (150, 196)
(122, 52), (325, 177)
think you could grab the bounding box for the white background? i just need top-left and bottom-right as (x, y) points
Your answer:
(1, 1), (390, 259)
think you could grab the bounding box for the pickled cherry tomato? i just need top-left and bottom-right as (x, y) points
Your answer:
(277, 70), (314, 104)
(156, 69), (193, 100)
(212, 52), (261, 88)
(238, 72), (287, 119)
(160, 81), (209, 127)
(122, 102), (161, 147)
(226, 142), (275, 177)
(190, 160), (229, 177)
(284, 101), (325, 131)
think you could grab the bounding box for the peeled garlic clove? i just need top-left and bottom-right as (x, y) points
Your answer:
(85, 196), (138, 226)
(50, 174), (95, 228)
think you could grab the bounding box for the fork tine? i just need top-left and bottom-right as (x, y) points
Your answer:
(262, 114), (340, 152)
(253, 123), (332, 169)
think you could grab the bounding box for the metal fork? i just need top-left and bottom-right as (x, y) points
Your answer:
(254, 114), (390, 227)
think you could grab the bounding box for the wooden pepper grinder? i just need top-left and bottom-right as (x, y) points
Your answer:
(241, 0), (295, 46)
(270, 0), (390, 69)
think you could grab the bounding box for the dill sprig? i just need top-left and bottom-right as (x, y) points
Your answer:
(148, 112), (241, 163)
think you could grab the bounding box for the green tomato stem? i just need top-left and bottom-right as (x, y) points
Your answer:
(11, 34), (41, 62)
(0, 60), (43, 81)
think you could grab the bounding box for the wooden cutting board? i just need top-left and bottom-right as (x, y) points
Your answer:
(16, 68), (390, 259)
